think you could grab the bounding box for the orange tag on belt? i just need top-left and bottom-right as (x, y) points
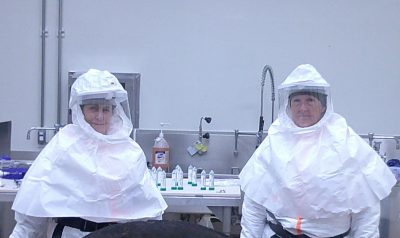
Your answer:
(296, 217), (303, 234)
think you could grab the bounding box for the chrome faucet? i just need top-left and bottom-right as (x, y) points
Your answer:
(187, 117), (212, 156)
(199, 117), (212, 143)
(257, 65), (275, 147)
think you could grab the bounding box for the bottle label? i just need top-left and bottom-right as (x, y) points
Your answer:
(154, 150), (169, 164)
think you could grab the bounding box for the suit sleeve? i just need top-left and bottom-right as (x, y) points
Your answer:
(9, 212), (48, 238)
(348, 202), (380, 238)
(240, 194), (268, 238)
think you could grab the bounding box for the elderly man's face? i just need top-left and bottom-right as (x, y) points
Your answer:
(82, 104), (113, 134)
(290, 94), (326, 127)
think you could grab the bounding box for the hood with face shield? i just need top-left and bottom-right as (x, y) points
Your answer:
(70, 69), (132, 143)
(12, 69), (167, 221)
(239, 64), (396, 220)
(277, 64), (333, 133)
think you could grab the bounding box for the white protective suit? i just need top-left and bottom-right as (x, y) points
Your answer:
(239, 64), (396, 238)
(10, 69), (167, 238)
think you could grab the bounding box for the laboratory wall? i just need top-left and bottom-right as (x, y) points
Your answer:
(0, 0), (399, 153)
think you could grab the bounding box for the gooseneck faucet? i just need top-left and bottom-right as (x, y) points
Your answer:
(199, 117), (212, 143)
(257, 65), (275, 147)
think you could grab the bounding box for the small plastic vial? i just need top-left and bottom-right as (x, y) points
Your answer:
(200, 170), (206, 190)
(187, 165), (193, 184)
(160, 171), (166, 191)
(192, 166), (197, 186)
(157, 167), (163, 186)
(171, 169), (177, 190)
(208, 170), (215, 190)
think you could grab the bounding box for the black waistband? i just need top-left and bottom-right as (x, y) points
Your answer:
(268, 221), (350, 238)
(52, 217), (116, 238)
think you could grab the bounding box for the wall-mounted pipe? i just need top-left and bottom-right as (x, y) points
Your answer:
(40, 0), (48, 127)
(57, 0), (65, 124)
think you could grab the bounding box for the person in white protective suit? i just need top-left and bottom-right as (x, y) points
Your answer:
(10, 69), (167, 238)
(239, 64), (396, 238)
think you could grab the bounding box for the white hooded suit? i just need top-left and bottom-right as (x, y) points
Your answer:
(10, 69), (167, 238)
(239, 64), (396, 238)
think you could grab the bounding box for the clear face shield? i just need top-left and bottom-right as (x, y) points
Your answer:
(278, 85), (332, 128)
(76, 93), (132, 137)
(80, 98), (116, 135)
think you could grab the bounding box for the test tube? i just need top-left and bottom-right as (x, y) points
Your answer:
(192, 166), (197, 186)
(200, 170), (206, 190)
(208, 170), (215, 190)
(187, 165), (193, 184)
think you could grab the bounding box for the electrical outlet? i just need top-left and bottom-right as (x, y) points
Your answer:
(37, 130), (46, 145)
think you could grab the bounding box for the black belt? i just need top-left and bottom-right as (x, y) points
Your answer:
(266, 209), (350, 238)
(268, 221), (350, 238)
(52, 217), (116, 238)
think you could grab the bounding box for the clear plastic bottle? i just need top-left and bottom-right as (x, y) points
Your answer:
(187, 165), (193, 184)
(160, 170), (166, 191)
(151, 167), (158, 185)
(192, 166), (197, 186)
(200, 170), (207, 190)
(208, 170), (215, 190)
(177, 169), (184, 190)
(171, 169), (177, 190)
(157, 167), (163, 186)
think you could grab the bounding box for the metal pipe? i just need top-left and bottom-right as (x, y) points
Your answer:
(40, 0), (47, 127)
(57, 0), (64, 124)
(359, 133), (400, 150)
(26, 127), (56, 140)
(26, 124), (64, 140)
(234, 130), (239, 156)
(234, 129), (259, 156)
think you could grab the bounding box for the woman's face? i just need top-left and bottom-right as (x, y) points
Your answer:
(289, 94), (326, 128)
(82, 104), (113, 134)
